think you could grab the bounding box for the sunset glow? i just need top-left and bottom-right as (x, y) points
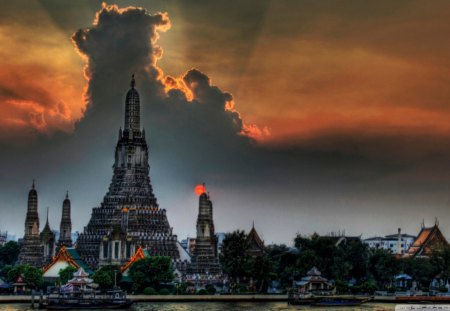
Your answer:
(195, 184), (206, 196)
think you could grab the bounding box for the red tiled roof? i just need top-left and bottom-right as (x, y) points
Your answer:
(405, 225), (448, 257)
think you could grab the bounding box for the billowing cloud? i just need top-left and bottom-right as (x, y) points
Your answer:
(1, 2), (450, 245)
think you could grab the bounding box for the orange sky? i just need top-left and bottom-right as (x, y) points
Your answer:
(2, 1), (450, 243)
(1, 1), (450, 145)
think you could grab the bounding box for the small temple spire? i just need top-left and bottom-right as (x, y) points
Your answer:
(32, 179), (35, 189)
(124, 74), (140, 131)
(46, 207), (49, 225)
(66, 191), (69, 200)
(131, 74), (135, 88)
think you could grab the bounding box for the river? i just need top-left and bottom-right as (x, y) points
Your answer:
(0, 302), (397, 311)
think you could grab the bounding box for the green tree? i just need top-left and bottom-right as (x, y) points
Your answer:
(250, 255), (275, 293)
(400, 257), (435, 288)
(430, 245), (450, 280)
(93, 265), (122, 289)
(58, 266), (77, 285)
(294, 233), (338, 277)
(219, 230), (251, 280)
(368, 249), (400, 289)
(8, 265), (43, 289)
(266, 244), (298, 289)
(24, 266), (43, 288)
(0, 241), (20, 266)
(128, 257), (174, 292)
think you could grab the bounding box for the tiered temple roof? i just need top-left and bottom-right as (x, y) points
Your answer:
(246, 223), (265, 257)
(404, 220), (448, 257)
(43, 246), (93, 279)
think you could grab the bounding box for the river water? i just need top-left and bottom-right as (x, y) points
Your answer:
(0, 302), (397, 311)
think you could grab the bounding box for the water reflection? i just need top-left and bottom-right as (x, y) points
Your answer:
(0, 302), (396, 311)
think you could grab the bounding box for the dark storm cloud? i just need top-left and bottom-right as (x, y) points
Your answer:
(70, 4), (261, 180)
(2, 2), (450, 244)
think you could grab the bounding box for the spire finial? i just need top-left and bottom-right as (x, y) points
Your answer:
(46, 207), (49, 225)
(66, 190), (69, 199)
(32, 179), (35, 189)
(131, 74), (135, 88)
(252, 220), (255, 229)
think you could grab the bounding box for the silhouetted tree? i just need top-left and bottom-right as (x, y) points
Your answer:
(128, 257), (173, 292)
(220, 230), (251, 280)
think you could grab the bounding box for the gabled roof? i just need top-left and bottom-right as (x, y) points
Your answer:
(247, 224), (264, 252)
(42, 246), (93, 275)
(120, 246), (150, 273)
(404, 224), (448, 257)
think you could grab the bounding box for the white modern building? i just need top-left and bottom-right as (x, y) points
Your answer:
(364, 228), (415, 255)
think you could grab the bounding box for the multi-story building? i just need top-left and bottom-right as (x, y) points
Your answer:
(363, 228), (415, 254)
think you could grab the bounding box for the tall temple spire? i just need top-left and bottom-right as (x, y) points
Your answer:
(58, 191), (72, 248)
(76, 76), (180, 268)
(189, 185), (221, 274)
(40, 206), (55, 265)
(124, 74), (140, 132)
(131, 73), (135, 88)
(17, 181), (43, 267)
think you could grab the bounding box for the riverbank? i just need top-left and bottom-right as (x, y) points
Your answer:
(0, 294), (399, 303)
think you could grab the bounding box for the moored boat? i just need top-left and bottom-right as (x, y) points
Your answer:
(39, 267), (133, 310)
(310, 297), (371, 307)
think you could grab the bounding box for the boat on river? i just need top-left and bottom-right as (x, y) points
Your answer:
(310, 297), (371, 307)
(288, 294), (371, 306)
(39, 267), (133, 310)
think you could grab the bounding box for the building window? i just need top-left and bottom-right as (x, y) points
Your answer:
(103, 242), (108, 259)
(114, 241), (119, 259)
(126, 242), (131, 258)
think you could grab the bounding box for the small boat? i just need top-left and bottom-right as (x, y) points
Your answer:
(288, 292), (371, 306)
(310, 297), (371, 307)
(40, 289), (133, 310)
(39, 267), (133, 310)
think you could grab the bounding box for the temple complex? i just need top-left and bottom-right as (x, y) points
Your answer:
(17, 181), (44, 267)
(76, 76), (180, 268)
(58, 192), (73, 250)
(188, 186), (221, 275)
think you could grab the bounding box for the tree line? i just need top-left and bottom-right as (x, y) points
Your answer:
(2, 232), (450, 295)
(220, 231), (450, 294)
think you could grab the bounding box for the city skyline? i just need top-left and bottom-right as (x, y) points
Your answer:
(1, 1), (450, 244)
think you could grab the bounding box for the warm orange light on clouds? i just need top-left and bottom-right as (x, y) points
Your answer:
(2, 0), (450, 147)
(0, 2), (84, 142)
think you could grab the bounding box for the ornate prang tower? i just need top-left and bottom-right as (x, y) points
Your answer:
(76, 75), (180, 268)
(40, 208), (56, 265)
(58, 192), (72, 249)
(17, 181), (43, 267)
(189, 185), (221, 275)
